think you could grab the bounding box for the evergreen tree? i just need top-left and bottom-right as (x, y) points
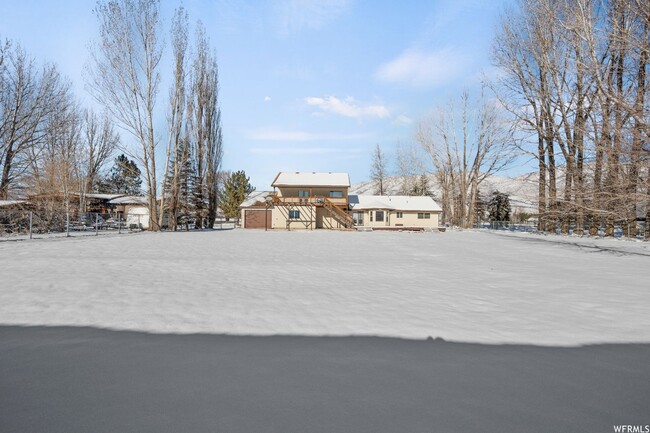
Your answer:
(473, 190), (488, 225)
(488, 191), (511, 225)
(412, 174), (431, 196)
(218, 170), (255, 220)
(164, 138), (196, 229)
(102, 154), (142, 195)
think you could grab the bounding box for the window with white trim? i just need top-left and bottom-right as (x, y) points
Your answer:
(417, 212), (431, 219)
(375, 211), (384, 222)
(289, 210), (300, 219)
(396, 212), (403, 218)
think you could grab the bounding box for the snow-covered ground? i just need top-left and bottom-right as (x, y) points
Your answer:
(1, 229), (648, 346)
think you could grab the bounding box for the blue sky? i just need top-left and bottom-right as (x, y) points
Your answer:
(0, 0), (511, 189)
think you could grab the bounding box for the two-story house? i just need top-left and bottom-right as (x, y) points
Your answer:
(269, 172), (354, 229)
(240, 171), (442, 230)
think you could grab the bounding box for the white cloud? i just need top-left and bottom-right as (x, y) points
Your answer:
(264, 96), (271, 102)
(276, 0), (351, 36)
(247, 129), (369, 141)
(305, 96), (390, 119)
(393, 114), (413, 126)
(375, 48), (470, 88)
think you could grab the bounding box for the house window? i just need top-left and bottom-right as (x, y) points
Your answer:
(329, 191), (343, 198)
(370, 212), (373, 222)
(298, 190), (309, 202)
(289, 210), (300, 219)
(353, 212), (364, 225)
(396, 212), (403, 218)
(375, 211), (384, 222)
(417, 213), (431, 219)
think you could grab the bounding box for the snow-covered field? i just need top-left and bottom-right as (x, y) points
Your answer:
(1, 229), (648, 346)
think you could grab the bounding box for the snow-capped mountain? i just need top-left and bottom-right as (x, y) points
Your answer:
(350, 173), (540, 213)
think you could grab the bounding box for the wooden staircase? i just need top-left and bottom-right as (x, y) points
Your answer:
(269, 193), (355, 230)
(323, 197), (354, 229)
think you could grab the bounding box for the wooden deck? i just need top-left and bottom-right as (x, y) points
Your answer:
(269, 194), (348, 207)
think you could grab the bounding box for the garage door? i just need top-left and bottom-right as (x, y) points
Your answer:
(244, 209), (271, 229)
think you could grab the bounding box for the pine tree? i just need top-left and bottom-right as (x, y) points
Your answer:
(102, 154), (142, 195)
(412, 174), (431, 196)
(164, 139), (196, 229)
(473, 190), (488, 225)
(488, 191), (511, 226)
(218, 170), (255, 220)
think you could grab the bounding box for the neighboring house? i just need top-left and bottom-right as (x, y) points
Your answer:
(26, 192), (125, 215)
(348, 195), (441, 229)
(241, 172), (442, 230)
(0, 200), (28, 209)
(107, 195), (148, 220)
(78, 193), (126, 216)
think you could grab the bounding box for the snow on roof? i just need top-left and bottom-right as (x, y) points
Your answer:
(108, 196), (148, 205)
(83, 193), (126, 200)
(272, 172), (350, 187)
(240, 191), (272, 208)
(349, 195), (442, 212)
(0, 200), (27, 208)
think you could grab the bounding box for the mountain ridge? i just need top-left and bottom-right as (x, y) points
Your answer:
(350, 173), (540, 213)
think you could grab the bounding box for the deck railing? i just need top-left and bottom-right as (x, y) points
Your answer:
(270, 194), (348, 207)
(269, 193), (354, 229)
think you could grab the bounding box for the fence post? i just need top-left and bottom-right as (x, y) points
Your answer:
(118, 215), (121, 234)
(29, 211), (33, 239)
(95, 213), (99, 236)
(66, 212), (70, 237)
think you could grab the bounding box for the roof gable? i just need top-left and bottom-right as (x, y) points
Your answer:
(272, 172), (350, 187)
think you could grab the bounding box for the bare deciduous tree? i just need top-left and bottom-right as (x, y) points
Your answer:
(189, 22), (223, 229)
(163, 6), (189, 231)
(370, 143), (389, 195)
(493, 0), (649, 238)
(395, 142), (426, 195)
(416, 89), (515, 228)
(78, 109), (120, 211)
(28, 93), (81, 223)
(1, 42), (68, 199)
(87, 0), (163, 230)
